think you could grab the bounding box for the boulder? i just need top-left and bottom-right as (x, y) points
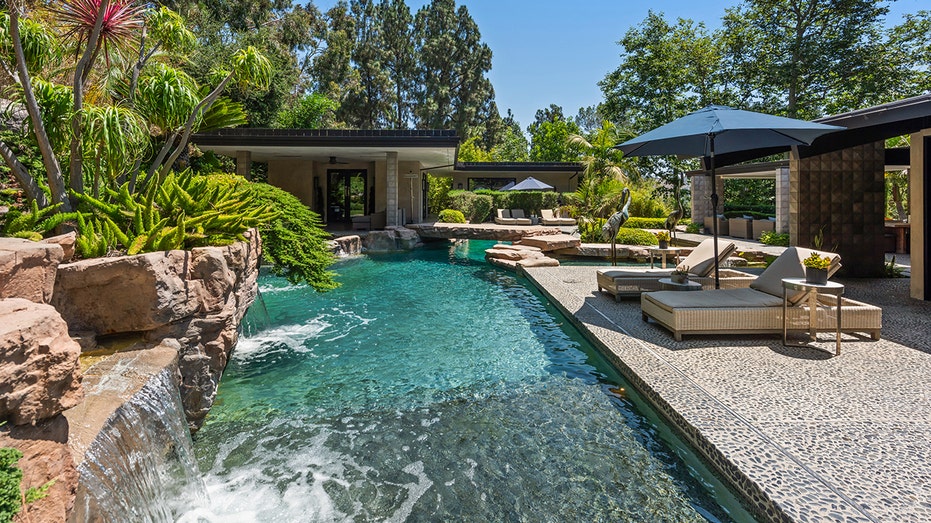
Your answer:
(0, 298), (83, 425)
(392, 227), (423, 250)
(517, 257), (560, 268)
(0, 237), (64, 304)
(0, 415), (78, 523)
(362, 227), (423, 252)
(41, 232), (77, 262)
(328, 235), (362, 257)
(53, 231), (261, 431)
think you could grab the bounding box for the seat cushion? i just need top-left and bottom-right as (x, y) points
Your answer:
(677, 239), (735, 276)
(642, 287), (784, 314)
(599, 268), (673, 278)
(750, 247), (841, 304)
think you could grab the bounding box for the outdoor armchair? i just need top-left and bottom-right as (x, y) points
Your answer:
(540, 209), (576, 226)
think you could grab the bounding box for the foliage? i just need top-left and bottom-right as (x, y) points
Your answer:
(437, 209), (465, 223)
(627, 184), (669, 218)
(579, 218), (658, 245)
(71, 171), (277, 257)
(239, 179), (337, 292)
(885, 256), (906, 278)
(885, 169), (909, 220)
(426, 174), (452, 215)
(527, 105), (581, 162)
(471, 190), (562, 216)
(564, 175), (626, 220)
(759, 230), (789, 246)
(724, 179), (775, 209)
(0, 201), (77, 241)
(655, 230), (671, 242)
(0, 446), (22, 523)
(273, 93), (338, 129)
(622, 217), (667, 229)
(802, 252), (831, 269)
(456, 137), (493, 162)
(53, 0), (145, 66)
(447, 190), (493, 223)
(568, 120), (637, 182)
(685, 221), (702, 233)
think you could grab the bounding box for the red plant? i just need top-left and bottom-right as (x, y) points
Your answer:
(54, 0), (145, 66)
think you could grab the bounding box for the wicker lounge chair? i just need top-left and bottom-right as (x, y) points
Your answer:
(540, 209), (576, 226)
(640, 247), (881, 341)
(596, 239), (751, 300)
(494, 209), (528, 225)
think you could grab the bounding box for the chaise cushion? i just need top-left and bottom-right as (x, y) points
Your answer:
(750, 247), (841, 304)
(677, 239), (736, 276)
(643, 287), (784, 314)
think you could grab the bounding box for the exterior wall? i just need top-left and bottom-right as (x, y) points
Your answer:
(789, 142), (886, 277)
(398, 161), (422, 224)
(268, 159), (314, 206)
(690, 174), (725, 225)
(910, 130), (929, 300)
(775, 166), (790, 234)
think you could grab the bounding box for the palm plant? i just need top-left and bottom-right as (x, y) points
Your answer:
(568, 120), (639, 182)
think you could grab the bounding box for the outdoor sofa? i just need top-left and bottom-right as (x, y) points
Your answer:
(494, 209), (531, 225)
(640, 246), (881, 341)
(540, 209), (576, 226)
(596, 238), (753, 300)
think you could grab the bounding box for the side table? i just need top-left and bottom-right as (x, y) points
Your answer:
(649, 247), (681, 269)
(658, 278), (702, 291)
(781, 277), (844, 355)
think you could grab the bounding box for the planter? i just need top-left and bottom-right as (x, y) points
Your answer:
(805, 267), (828, 285)
(671, 273), (688, 284)
(658, 240), (669, 249)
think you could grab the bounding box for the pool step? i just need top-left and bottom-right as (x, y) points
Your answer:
(485, 244), (559, 270)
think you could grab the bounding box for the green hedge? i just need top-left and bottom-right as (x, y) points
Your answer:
(622, 217), (667, 229)
(448, 191), (494, 223)
(472, 189), (568, 214)
(759, 230), (789, 246)
(578, 218), (659, 246)
(438, 209), (466, 223)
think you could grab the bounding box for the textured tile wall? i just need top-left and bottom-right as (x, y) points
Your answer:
(790, 142), (886, 277)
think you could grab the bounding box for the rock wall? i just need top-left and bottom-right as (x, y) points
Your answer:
(52, 230), (261, 431)
(0, 237), (63, 304)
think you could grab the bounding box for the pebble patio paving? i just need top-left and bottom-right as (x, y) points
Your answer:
(523, 265), (930, 523)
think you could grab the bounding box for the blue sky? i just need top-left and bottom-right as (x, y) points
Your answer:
(312, 0), (925, 130)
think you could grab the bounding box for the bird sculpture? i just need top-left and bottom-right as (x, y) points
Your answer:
(602, 187), (631, 266)
(664, 176), (685, 245)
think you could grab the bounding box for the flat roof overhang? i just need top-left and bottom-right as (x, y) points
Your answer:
(708, 94), (931, 168)
(192, 128), (460, 165)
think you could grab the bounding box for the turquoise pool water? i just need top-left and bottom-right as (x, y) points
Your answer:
(191, 240), (754, 522)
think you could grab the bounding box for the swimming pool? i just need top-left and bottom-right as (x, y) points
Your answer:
(191, 240), (755, 521)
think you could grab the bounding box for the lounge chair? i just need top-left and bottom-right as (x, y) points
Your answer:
(509, 209), (532, 225)
(597, 239), (751, 300)
(495, 209), (518, 225)
(540, 209), (576, 226)
(640, 247), (881, 341)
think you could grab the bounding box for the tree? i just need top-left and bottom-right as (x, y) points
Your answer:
(273, 92), (338, 128)
(720, 0), (890, 119)
(379, 0), (417, 128)
(527, 104), (581, 162)
(339, 0), (391, 128)
(600, 11), (722, 135)
(568, 120), (636, 182)
(413, 0), (494, 137)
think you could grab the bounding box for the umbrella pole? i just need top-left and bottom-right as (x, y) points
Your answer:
(710, 134), (720, 289)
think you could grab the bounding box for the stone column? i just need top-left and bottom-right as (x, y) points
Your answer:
(690, 173), (725, 224)
(775, 166), (790, 234)
(235, 150), (252, 180)
(386, 152), (399, 227)
(789, 141), (886, 277)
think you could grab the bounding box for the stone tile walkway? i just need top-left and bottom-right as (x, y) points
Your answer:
(522, 265), (930, 523)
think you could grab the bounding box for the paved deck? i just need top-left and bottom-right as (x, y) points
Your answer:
(522, 265), (930, 523)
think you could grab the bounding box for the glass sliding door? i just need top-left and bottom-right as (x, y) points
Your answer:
(327, 170), (368, 224)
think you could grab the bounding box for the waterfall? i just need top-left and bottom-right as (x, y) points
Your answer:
(240, 287), (271, 338)
(70, 367), (208, 522)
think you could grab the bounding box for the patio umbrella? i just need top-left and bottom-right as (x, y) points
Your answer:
(506, 176), (554, 191)
(617, 105), (844, 288)
(498, 181), (516, 191)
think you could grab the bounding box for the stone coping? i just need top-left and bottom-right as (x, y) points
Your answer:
(523, 265), (930, 523)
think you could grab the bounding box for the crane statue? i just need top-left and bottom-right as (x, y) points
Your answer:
(602, 187), (631, 266)
(664, 175), (685, 245)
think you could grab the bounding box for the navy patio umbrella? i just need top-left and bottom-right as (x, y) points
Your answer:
(506, 176), (554, 191)
(617, 105), (844, 288)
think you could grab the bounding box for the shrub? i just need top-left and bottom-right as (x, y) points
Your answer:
(685, 221), (701, 233)
(759, 230), (789, 246)
(628, 187), (669, 218)
(448, 191), (494, 223)
(623, 217), (666, 229)
(241, 180), (338, 292)
(437, 209), (466, 223)
(471, 194), (493, 223)
(427, 174), (452, 215)
(616, 228), (659, 246)
(1, 447), (23, 523)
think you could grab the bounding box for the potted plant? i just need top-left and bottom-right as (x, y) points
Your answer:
(671, 265), (689, 284)
(656, 230), (671, 249)
(803, 252), (831, 284)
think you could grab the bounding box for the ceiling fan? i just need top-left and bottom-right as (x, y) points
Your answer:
(328, 156), (349, 164)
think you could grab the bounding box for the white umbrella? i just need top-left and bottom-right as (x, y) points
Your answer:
(506, 177), (554, 191)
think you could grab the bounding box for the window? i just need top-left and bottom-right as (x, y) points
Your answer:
(468, 178), (515, 191)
